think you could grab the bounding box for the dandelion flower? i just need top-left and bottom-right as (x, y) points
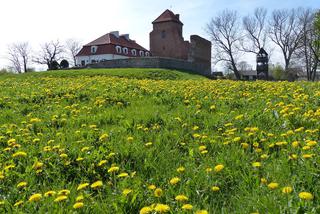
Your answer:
(44, 191), (56, 197)
(252, 162), (262, 168)
(73, 202), (84, 209)
(14, 200), (23, 207)
(77, 183), (89, 191)
(76, 195), (84, 202)
(148, 185), (156, 190)
(154, 204), (170, 213)
(140, 206), (153, 214)
(54, 195), (68, 202)
(169, 177), (181, 185)
(12, 151), (27, 158)
(214, 164), (224, 172)
(176, 166), (185, 173)
(196, 210), (209, 214)
(267, 182), (279, 190)
(282, 187), (293, 194)
(211, 186), (220, 192)
(182, 204), (193, 210)
(175, 194), (188, 202)
(17, 182), (27, 188)
(299, 192), (313, 200)
(91, 180), (103, 189)
(154, 188), (163, 197)
(97, 160), (107, 167)
(28, 193), (42, 202)
(122, 188), (132, 196)
(58, 189), (70, 196)
(117, 172), (129, 178)
(108, 166), (120, 173)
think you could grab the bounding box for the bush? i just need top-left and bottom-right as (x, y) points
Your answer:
(50, 61), (60, 70)
(60, 60), (69, 69)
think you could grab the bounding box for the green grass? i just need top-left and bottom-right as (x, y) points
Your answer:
(0, 68), (319, 213)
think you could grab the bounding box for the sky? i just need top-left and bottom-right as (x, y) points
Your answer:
(0, 0), (319, 71)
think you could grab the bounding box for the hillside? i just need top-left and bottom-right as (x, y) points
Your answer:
(0, 69), (318, 213)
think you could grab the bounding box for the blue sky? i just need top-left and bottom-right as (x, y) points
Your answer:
(0, 0), (319, 70)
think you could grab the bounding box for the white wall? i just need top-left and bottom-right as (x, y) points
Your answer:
(76, 54), (129, 66)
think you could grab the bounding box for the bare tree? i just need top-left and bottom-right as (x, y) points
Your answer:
(34, 40), (64, 70)
(65, 39), (82, 66)
(242, 8), (268, 53)
(295, 8), (319, 81)
(269, 9), (303, 72)
(207, 10), (243, 79)
(7, 42), (31, 73)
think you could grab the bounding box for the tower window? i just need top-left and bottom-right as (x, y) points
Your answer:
(139, 51), (145, 57)
(123, 47), (128, 55)
(131, 49), (137, 56)
(161, 30), (166, 39)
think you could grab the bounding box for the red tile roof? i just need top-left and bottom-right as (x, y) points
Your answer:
(84, 33), (147, 51)
(76, 33), (148, 57)
(152, 9), (183, 25)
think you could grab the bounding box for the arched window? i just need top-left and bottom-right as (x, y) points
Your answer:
(139, 51), (145, 57)
(116, 46), (122, 54)
(131, 49), (137, 56)
(91, 46), (98, 53)
(145, 52), (150, 57)
(123, 47), (128, 55)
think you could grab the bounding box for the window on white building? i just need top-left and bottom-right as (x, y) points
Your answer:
(139, 51), (145, 57)
(91, 46), (98, 53)
(131, 49), (137, 56)
(123, 47), (128, 55)
(116, 46), (122, 54)
(145, 52), (150, 57)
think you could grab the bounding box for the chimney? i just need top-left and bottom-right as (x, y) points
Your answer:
(176, 14), (180, 20)
(110, 31), (119, 38)
(120, 34), (130, 41)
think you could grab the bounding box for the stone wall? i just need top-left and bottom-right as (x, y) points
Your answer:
(87, 57), (212, 77)
(189, 35), (212, 73)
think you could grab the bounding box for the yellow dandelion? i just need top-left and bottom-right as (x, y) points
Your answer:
(214, 164), (224, 172)
(175, 194), (188, 202)
(176, 166), (185, 173)
(12, 151), (27, 158)
(154, 204), (170, 213)
(117, 172), (129, 178)
(252, 162), (262, 168)
(122, 188), (132, 196)
(73, 202), (84, 209)
(182, 204), (193, 210)
(44, 191), (56, 197)
(97, 160), (107, 167)
(54, 195), (68, 202)
(140, 206), (153, 214)
(211, 186), (220, 192)
(108, 166), (120, 173)
(99, 133), (109, 141)
(28, 193), (42, 202)
(196, 210), (209, 214)
(91, 180), (103, 189)
(14, 200), (23, 207)
(32, 161), (43, 170)
(17, 181), (27, 188)
(299, 192), (313, 200)
(267, 182), (279, 190)
(58, 189), (70, 195)
(148, 185), (156, 190)
(77, 183), (89, 191)
(154, 188), (163, 197)
(76, 195), (84, 202)
(282, 186), (293, 194)
(169, 177), (181, 185)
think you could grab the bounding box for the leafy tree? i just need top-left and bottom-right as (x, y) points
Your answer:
(60, 59), (69, 69)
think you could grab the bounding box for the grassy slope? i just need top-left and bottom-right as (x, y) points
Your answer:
(0, 68), (319, 213)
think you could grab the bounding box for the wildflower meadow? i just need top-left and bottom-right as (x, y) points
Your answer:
(0, 69), (318, 213)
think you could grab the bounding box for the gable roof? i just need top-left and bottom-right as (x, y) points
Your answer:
(84, 33), (147, 51)
(152, 9), (183, 25)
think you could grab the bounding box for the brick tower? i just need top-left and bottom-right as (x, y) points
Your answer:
(150, 9), (189, 60)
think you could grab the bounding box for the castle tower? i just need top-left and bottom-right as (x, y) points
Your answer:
(150, 9), (189, 60)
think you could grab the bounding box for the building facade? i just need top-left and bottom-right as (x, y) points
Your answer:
(76, 31), (149, 66)
(150, 10), (211, 73)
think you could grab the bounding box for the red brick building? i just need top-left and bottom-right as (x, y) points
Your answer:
(150, 10), (211, 72)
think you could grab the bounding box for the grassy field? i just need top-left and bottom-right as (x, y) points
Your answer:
(0, 68), (319, 213)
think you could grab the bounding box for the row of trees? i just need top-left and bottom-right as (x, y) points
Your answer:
(7, 39), (82, 73)
(207, 7), (320, 81)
